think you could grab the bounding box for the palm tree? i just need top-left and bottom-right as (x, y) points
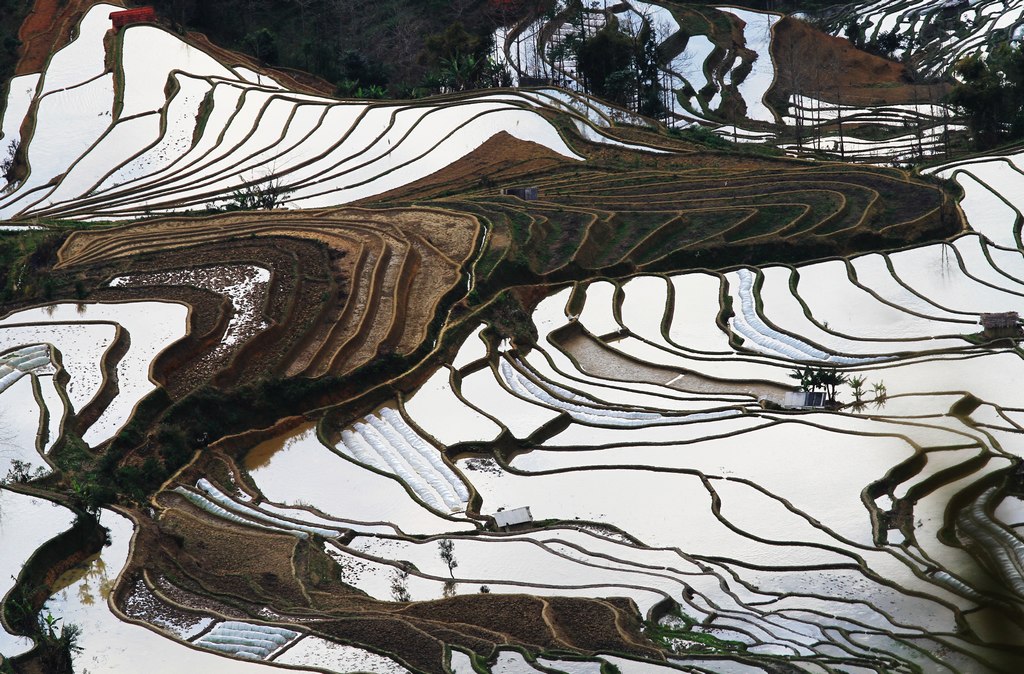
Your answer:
(789, 365), (848, 404)
(817, 367), (848, 404)
(788, 365), (817, 392)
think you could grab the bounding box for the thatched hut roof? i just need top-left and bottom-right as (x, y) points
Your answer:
(980, 312), (1019, 330)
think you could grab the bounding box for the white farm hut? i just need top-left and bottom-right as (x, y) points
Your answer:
(493, 507), (533, 529)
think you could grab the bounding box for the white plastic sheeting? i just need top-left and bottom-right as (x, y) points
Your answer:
(337, 408), (470, 512)
(194, 621), (299, 660)
(729, 268), (882, 364)
(0, 344), (51, 394)
(499, 358), (664, 427)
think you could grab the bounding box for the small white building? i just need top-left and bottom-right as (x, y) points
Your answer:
(782, 391), (827, 409)
(493, 506), (533, 529)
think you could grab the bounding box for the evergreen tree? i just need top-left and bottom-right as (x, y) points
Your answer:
(949, 43), (1024, 149)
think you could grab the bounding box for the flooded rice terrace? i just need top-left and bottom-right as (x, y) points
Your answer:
(6, 166), (1024, 670)
(5, 0), (1024, 672)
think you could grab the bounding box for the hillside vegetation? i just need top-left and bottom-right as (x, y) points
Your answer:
(14, 2), (1024, 674)
(145, 0), (519, 96)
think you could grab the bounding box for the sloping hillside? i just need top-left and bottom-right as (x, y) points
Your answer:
(17, 3), (1024, 674)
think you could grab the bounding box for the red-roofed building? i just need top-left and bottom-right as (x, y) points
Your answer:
(110, 7), (156, 30)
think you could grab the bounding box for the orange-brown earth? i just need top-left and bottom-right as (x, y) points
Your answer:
(16, 0), (117, 75)
(2, 5), (973, 672)
(364, 131), (581, 204)
(769, 16), (951, 107)
(118, 449), (665, 674)
(57, 207), (479, 382)
(371, 123), (960, 289)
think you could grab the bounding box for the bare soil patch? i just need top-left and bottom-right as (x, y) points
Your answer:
(365, 131), (576, 204)
(58, 207), (479, 380)
(125, 457), (664, 674)
(770, 17), (951, 107)
(557, 326), (788, 400)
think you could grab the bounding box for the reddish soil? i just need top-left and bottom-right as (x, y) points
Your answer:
(365, 131), (577, 204)
(17, 0), (120, 75)
(770, 17), (950, 107)
(16, 0), (332, 98)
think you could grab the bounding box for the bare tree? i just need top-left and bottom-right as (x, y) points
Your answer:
(777, 24), (809, 149)
(390, 568), (411, 602)
(439, 539), (458, 577)
(823, 52), (846, 159)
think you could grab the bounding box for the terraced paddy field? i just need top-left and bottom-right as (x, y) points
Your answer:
(56, 206), (479, 382)
(383, 155), (956, 280)
(5, 1), (1024, 674)
(491, 1), (971, 164)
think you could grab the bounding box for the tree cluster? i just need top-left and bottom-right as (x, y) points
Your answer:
(147, 0), (518, 98)
(559, 5), (665, 118)
(420, 21), (512, 93)
(0, 0), (31, 87)
(1, 140), (18, 184)
(949, 43), (1024, 149)
(789, 365), (848, 404)
(843, 20), (909, 62)
(220, 175), (292, 211)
